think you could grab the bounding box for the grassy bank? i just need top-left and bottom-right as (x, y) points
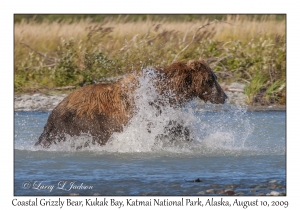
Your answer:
(14, 15), (286, 105)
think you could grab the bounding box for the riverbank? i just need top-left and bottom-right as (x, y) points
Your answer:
(14, 82), (285, 112)
(15, 16), (286, 105)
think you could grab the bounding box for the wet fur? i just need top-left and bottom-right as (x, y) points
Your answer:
(35, 60), (227, 148)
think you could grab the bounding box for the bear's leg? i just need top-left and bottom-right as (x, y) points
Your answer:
(36, 106), (126, 148)
(75, 135), (109, 150)
(35, 124), (66, 148)
(35, 109), (73, 147)
(164, 120), (193, 142)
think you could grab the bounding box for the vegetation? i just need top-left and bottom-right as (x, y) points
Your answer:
(14, 14), (286, 105)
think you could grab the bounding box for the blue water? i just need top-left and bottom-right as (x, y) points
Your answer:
(14, 109), (286, 196)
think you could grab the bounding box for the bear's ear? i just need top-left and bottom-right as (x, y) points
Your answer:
(186, 60), (201, 71)
(186, 60), (211, 72)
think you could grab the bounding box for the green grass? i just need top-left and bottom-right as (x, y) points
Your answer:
(14, 15), (286, 105)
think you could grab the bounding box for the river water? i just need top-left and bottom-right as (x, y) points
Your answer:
(14, 68), (286, 196)
(14, 107), (286, 196)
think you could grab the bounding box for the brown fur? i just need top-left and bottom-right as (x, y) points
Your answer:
(35, 60), (227, 148)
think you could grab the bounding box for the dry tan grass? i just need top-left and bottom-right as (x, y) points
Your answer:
(14, 15), (286, 105)
(14, 15), (285, 52)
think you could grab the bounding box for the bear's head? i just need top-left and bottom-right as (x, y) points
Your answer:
(155, 60), (227, 105)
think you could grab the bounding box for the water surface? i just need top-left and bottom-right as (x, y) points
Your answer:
(14, 109), (286, 196)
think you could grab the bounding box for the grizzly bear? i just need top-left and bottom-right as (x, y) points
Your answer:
(35, 60), (227, 148)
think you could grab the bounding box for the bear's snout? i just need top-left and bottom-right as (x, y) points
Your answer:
(201, 82), (228, 104)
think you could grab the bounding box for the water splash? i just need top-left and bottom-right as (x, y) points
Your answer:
(15, 67), (264, 156)
(92, 67), (253, 154)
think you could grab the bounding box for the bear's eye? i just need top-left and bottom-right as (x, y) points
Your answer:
(185, 75), (192, 87)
